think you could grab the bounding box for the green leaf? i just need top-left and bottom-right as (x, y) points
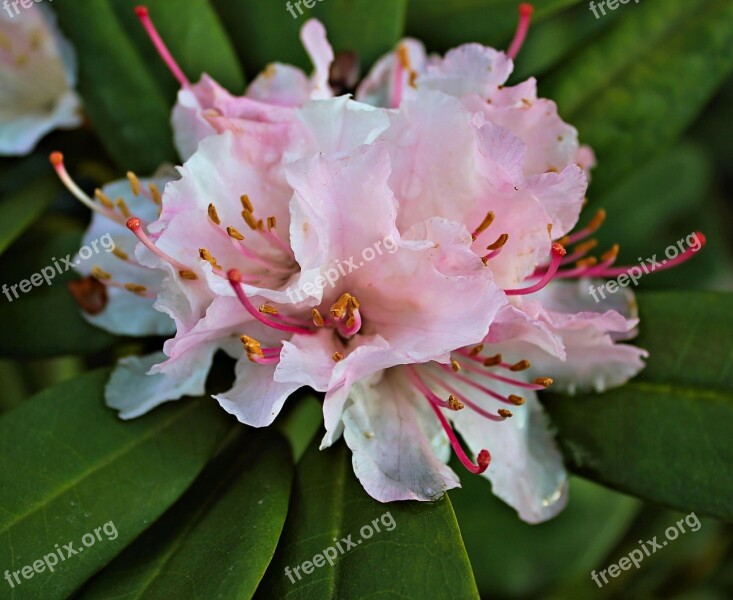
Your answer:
(0, 178), (58, 256)
(544, 0), (733, 193)
(0, 230), (117, 358)
(545, 291), (733, 522)
(451, 472), (640, 597)
(405, 0), (582, 53)
(213, 0), (408, 76)
(82, 430), (292, 599)
(0, 369), (231, 599)
(256, 440), (479, 599)
(53, 1), (177, 173)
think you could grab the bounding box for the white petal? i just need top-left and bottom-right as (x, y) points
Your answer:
(106, 351), (210, 419)
(342, 370), (460, 502)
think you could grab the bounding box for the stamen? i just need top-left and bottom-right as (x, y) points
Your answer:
(240, 335), (280, 364)
(208, 203), (220, 225)
(469, 344), (484, 356)
(126, 217), (197, 279)
(91, 266), (111, 280)
(134, 6), (190, 87)
(509, 359), (530, 372)
(498, 409), (514, 418)
(115, 198), (131, 218)
(259, 304), (278, 315)
(94, 189), (114, 209)
(407, 367), (463, 411)
(199, 248), (222, 270)
(267, 216), (277, 231)
(507, 3), (535, 60)
(228, 270), (313, 335)
(227, 226), (245, 241)
(566, 209), (606, 245)
(124, 283), (148, 295)
(483, 354), (502, 366)
(49, 153), (124, 223)
(425, 372), (509, 422)
(332, 352), (344, 362)
(487, 233), (509, 251)
(451, 359), (462, 372)
(112, 247), (129, 261)
(459, 360), (548, 391)
(126, 171), (141, 196)
(240, 194), (254, 212)
(312, 308), (325, 327)
(472, 211), (495, 241)
(440, 365), (528, 405)
(428, 400), (490, 474)
(149, 183), (162, 205)
(534, 377), (553, 388)
(505, 243), (565, 296)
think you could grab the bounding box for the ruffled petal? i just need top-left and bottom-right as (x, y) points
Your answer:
(106, 351), (209, 419)
(342, 370), (460, 501)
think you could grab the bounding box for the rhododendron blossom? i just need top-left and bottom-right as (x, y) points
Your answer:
(0, 4), (81, 156)
(57, 7), (705, 523)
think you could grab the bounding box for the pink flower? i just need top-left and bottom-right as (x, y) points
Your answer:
(58, 8), (705, 523)
(0, 4), (82, 155)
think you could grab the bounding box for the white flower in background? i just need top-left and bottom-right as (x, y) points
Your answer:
(0, 5), (82, 156)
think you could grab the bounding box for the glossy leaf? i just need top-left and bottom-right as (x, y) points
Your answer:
(82, 430), (292, 599)
(213, 0), (408, 76)
(256, 440), (479, 599)
(0, 230), (117, 358)
(406, 0), (582, 52)
(0, 369), (231, 599)
(451, 471), (640, 597)
(545, 291), (733, 522)
(544, 0), (733, 193)
(0, 177), (58, 256)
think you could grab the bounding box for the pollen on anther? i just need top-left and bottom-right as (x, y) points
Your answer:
(509, 359), (531, 372)
(312, 308), (325, 327)
(126, 172), (141, 196)
(240, 194), (254, 212)
(498, 408), (513, 418)
(534, 377), (554, 388)
(207, 203), (220, 225)
(448, 395), (465, 411)
(199, 248), (222, 270)
(112, 247), (128, 261)
(116, 198), (131, 218)
(91, 266), (111, 280)
(469, 344), (484, 356)
(332, 352), (344, 362)
(487, 233), (509, 251)
(267, 216), (277, 231)
(450, 359), (461, 372)
(94, 189), (114, 209)
(509, 395), (525, 406)
(259, 304), (278, 315)
(602, 244), (620, 262)
(149, 183), (162, 205)
(227, 226), (245, 241)
(124, 283), (147, 295)
(483, 354), (502, 367)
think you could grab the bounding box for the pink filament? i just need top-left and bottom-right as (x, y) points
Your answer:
(228, 270), (313, 335)
(506, 243), (565, 296)
(126, 217), (192, 273)
(424, 372), (508, 422)
(427, 400), (490, 474)
(507, 4), (535, 60)
(134, 6), (190, 88)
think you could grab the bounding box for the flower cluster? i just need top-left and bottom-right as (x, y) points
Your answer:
(52, 6), (701, 522)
